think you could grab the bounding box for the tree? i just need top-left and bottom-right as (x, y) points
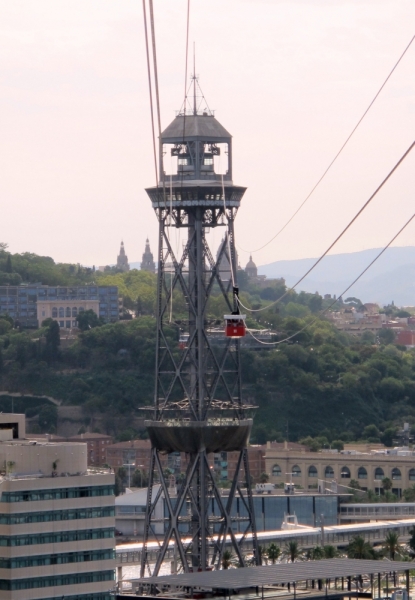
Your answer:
(44, 319), (60, 363)
(266, 543), (281, 564)
(382, 477), (392, 491)
(408, 527), (415, 555)
(283, 541), (302, 563)
(378, 328), (395, 344)
(259, 472), (269, 484)
(38, 404), (58, 432)
(383, 531), (400, 560)
(76, 309), (104, 331)
(347, 535), (374, 559)
(323, 545), (338, 558)
(5, 254), (12, 273)
(221, 550), (235, 569)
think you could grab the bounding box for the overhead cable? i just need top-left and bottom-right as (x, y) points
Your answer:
(142, 0), (158, 185)
(247, 209), (415, 346)
(239, 34), (415, 255)
(238, 140), (415, 314)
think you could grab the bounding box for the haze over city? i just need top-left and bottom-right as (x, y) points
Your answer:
(1, 0), (414, 270)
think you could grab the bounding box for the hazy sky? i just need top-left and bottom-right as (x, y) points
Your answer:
(0, 0), (414, 268)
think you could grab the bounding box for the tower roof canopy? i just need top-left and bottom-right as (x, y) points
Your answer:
(161, 114), (231, 143)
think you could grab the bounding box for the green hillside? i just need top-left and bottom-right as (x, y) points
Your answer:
(0, 246), (414, 444)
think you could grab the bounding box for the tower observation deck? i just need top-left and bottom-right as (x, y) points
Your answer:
(140, 85), (258, 576)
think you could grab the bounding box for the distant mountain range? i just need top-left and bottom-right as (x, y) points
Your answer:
(258, 246), (415, 307)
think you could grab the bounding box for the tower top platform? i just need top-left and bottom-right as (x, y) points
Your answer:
(161, 113), (231, 142)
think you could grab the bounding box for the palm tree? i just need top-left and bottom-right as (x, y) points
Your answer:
(284, 541), (302, 563)
(221, 550), (234, 570)
(323, 545), (338, 559)
(267, 543), (281, 564)
(383, 531), (400, 560)
(347, 535), (374, 559)
(310, 546), (324, 560)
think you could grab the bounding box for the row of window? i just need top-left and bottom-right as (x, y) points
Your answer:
(0, 527), (114, 547)
(0, 570), (114, 591)
(271, 464), (414, 480)
(1, 484), (114, 502)
(0, 549), (114, 569)
(52, 307), (85, 318)
(40, 594), (112, 600)
(0, 506), (115, 525)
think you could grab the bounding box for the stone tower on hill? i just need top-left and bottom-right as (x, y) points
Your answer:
(116, 241), (130, 272)
(141, 238), (156, 273)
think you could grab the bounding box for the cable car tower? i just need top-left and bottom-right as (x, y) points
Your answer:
(140, 75), (258, 575)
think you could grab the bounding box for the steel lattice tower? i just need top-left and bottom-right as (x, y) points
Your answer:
(140, 83), (258, 575)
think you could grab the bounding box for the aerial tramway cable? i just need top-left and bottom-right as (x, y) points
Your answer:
(237, 140), (415, 314)
(238, 34), (415, 255)
(142, 0), (158, 185)
(247, 209), (415, 346)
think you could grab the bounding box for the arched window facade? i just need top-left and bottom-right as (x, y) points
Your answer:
(341, 467), (350, 479)
(79, 306), (85, 313)
(52, 307), (58, 318)
(59, 307), (64, 318)
(392, 468), (401, 480)
(65, 307), (71, 317)
(409, 469), (415, 481)
(72, 307), (78, 317)
(325, 466), (334, 478)
(374, 467), (384, 479)
(358, 467), (367, 479)
(272, 464), (281, 477)
(292, 465), (301, 478)
(308, 466), (318, 478)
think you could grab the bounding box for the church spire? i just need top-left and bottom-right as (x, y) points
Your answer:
(116, 240), (130, 272)
(141, 238), (155, 273)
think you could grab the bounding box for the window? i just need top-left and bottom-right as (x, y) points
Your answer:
(65, 321), (71, 328)
(0, 528), (114, 548)
(65, 307), (71, 317)
(374, 467), (384, 479)
(1, 485), (114, 503)
(341, 467), (350, 479)
(308, 466), (318, 478)
(0, 570), (114, 591)
(79, 306), (85, 312)
(72, 321), (77, 327)
(178, 157), (188, 166)
(392, 468), (401, 480)
(52, 307), (57, 318)
(272, 464), (281, 477)
(409, 469), (415, 481)
(58, 307), (64, 318)
(358, 467), (368, 479)
(325, 466), (334, 478)
(292, 465), (301, 477)
(72, 307), (77, 317)
(59, 321), (64, 328)
(204, 157), (213, 165)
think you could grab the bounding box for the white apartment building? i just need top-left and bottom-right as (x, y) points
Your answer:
(0, 414), (115, 600)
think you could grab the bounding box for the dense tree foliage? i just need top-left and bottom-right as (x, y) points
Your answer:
(1, 247), (415, 446)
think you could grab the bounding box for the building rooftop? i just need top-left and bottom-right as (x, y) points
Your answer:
(161, 114), (231, 141)
(136, 559), (413, 591)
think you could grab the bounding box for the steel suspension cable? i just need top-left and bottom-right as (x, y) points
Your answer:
(237, 141), (415, 314)
(239, 34), (415, 255)
(247, 209), (415, 346)
(142, 0), (158, 185)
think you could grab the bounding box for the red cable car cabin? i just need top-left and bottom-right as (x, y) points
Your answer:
(224, 314), (246, 338)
